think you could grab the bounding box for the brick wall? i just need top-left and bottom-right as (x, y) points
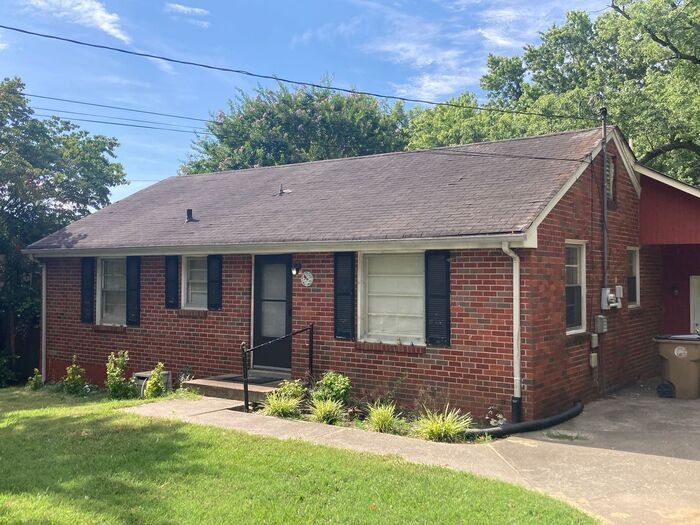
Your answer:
(520, 142), (663, 419)
(45, 255), (252, 382)
(290, 250), (515, 419)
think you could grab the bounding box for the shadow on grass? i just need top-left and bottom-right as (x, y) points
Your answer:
(0, 391), (213, 524)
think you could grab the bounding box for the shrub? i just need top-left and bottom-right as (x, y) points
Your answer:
(412, 406), (472, 443)
(310, 371), (351, 405)
(261, 391), (302, 418)
(276, 379), (307, 400)
(63, 355), (87, 395)
(144, 362), (167, 399)
(25, 368), (44, 391)
(0, 356), (15, 387)
(106, 351), (137, 399)
(366, 401), (404, 434)
(308, 398), (344, 425)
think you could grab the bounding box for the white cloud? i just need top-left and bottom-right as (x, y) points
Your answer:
(477, 27), (524, 48)
(189, 19), (210, 28)
(0, 33), (7, 51)
(392, 71), (484, 100)
(94, 74), (151, 88)
(164, 3), (209, 16)
(291, 18), (361, 48)
(25, 0), (130, 43)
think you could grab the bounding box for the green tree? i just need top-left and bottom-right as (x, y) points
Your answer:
(0, 78), (125, 371)
(407, 0), (700, 184)
(181, 82), (408, 174)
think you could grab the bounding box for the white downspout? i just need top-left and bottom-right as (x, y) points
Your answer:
(501, 242), (522, 422)
(41, 261), (47, 381)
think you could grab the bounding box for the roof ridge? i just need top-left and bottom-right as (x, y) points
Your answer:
(182, 126), (605, 179)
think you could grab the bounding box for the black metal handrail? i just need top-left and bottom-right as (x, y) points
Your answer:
(239, 322), (314, 412)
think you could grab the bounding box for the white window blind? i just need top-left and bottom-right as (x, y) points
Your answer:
(101, 258), (126, 325)
(362, 253), (424, 345)
(185, 257), (207, 309)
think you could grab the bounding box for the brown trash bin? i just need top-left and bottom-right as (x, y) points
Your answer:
(655, 336), (700, 399)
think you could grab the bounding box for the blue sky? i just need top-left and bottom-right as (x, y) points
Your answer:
(0, 0), (607, 201)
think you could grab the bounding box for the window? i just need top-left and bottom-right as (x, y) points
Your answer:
(627, 248), (640, 307)
(605, 154), (615, 201)
(360, 253), (424, 345)
(100, 258), (126, 325)
(183, 256), (207, 309)
(565, 243), (586, 333)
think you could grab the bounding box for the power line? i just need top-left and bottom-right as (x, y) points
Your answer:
(34, 113), (211, 135)
(31, 106), (210, 131)
(2, 24), (594, 122)
(21, 92), (210, 123)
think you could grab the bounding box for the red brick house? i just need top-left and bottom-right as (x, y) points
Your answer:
(25, 127), (700, 421)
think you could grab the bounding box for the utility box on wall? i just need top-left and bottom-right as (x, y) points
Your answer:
(601, 286), (623, 310)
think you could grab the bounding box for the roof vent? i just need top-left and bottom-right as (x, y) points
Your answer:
(276, 183), (292, 196)
(185, 208), (194, 223)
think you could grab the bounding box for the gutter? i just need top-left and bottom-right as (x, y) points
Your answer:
(23, 232), (536, 258)
(501, 242), (522, 423)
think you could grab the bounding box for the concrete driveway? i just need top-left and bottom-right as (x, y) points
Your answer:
(127, 382), (700, 524)
(503, 382), (700, 524)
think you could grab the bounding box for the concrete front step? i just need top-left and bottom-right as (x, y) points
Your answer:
(183, 377), (280, 403)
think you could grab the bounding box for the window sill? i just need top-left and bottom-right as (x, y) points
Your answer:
(176, 309), (208, 319)
(93, 324), (127, 334)
(566, 328), (587, 336)
(355, 341), (427, 355)
(628, 304), (641, 310)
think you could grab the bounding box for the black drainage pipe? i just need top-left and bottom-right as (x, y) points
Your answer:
(465, 402), (584, 439)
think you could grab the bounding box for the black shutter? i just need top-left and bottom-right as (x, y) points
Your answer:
(126, 256), (141, 326)
(164, 256), (179, 309)
(207, 255), (222, 310)
(334, 252), (355, 339)
(425, 251), (450, 346)
(80, 257), (95, 323)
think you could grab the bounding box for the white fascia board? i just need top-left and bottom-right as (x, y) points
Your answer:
(524, 128), (641, 237)
(636, 164), (700, 200)
(23, 232), (532, 258)
(610, 128), (641, 196)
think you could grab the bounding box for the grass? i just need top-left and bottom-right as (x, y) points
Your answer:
(0, 387), (596, 524)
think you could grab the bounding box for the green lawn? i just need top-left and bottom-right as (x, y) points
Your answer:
(0, 388), (595, 524)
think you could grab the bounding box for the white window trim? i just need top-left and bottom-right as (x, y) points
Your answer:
(181, 255), (208, 310)
(627, 247), (641, 308)
(95, 257), (127, 326)
(565, 240), (587, 335)
(357, 252), (426, 346)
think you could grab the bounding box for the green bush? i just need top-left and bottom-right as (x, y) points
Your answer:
(261, 391), (302, 418)
(308, 398), (344, 425)
(105, 351), (137, 399)
(276, 379), (307, 400)
(25, 368), (44, 391)
(144, 362), (167, 399)
(63, 355), (87, 395)
(0, 356), (15, 387)
(366, 401), (404, 434)
(310, 371), (351, 405)
(412, 406), (472, 443)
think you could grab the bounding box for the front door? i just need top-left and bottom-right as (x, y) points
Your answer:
(691, 276), (700, 334)
(253, 255), (292, 369)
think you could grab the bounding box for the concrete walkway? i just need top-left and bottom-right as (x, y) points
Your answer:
(125, 387), (700, 525)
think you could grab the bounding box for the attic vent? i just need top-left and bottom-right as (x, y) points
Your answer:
(185, 209), (194, 223)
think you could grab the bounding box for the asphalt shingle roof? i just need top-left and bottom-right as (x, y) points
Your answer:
(27, 127), (603, 252)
